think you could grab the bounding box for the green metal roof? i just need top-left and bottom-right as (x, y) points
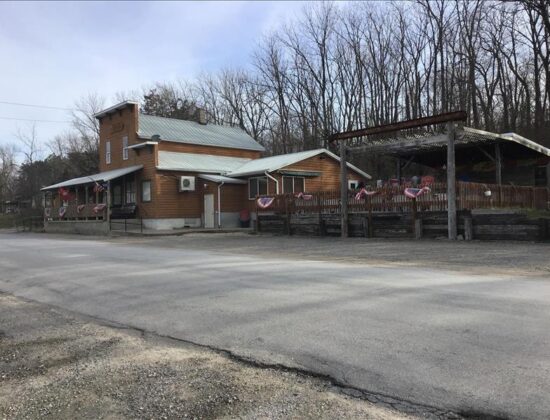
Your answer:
(157, 151), (252, 174)
(227, 148), (371, 179)
(138, 114), (265, 152)
(41, 165), (143, 191)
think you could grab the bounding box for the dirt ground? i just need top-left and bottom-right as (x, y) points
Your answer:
(0, 293), (424, 420)
(121, 233), (550, 276)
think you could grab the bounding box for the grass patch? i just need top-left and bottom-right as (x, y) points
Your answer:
(0, 215), (15, 229)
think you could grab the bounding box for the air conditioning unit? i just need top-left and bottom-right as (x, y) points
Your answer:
(179, 176), (195, 192)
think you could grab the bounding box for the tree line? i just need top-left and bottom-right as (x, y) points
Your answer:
(1, 0), (548, 209)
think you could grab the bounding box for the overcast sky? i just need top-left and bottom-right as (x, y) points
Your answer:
(0, 1), (305, 153)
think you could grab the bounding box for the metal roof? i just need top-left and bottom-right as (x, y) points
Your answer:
(138, 114), (265, 152)
(198, 174), (247, 184)
(227, 148), (371, 179)
(41, 165), (143, 191)
(349, 126), (550, 157)
(157, 151), (252, 174)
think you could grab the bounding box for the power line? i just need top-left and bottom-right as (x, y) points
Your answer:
(0, 116), (72, 123)
(0, 100), (75, 111)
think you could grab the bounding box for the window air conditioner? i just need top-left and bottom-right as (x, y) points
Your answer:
(179, 176), (195, 192)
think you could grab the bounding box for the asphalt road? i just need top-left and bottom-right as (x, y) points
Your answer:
(1, 233), (549, 419)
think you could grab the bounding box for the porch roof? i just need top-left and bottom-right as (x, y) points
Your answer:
(41, 165), (143, 191)
(227, 148), (371, 179)
(198, 174), (247, 184)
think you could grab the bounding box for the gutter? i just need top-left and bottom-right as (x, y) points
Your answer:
(217, 181), (225, 228)
(265, 171), (279, 194)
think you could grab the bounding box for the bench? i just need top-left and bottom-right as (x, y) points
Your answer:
(110, 205), (137, 219)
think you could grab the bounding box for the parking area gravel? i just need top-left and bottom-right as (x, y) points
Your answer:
(0, 293), (416, 420)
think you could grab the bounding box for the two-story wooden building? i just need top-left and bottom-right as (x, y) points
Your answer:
(42, 101), (369, 231)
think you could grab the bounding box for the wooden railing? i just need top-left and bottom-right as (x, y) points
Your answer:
(256, 182), (549, 215)
(44, 203), (107, 221)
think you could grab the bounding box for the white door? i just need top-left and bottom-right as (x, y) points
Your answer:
(203, 194), (215, 228)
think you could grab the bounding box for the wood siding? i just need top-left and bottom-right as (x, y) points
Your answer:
(158, 141), (262, 159)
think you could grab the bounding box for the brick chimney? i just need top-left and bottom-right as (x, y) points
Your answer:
(197, 108), (207, 125)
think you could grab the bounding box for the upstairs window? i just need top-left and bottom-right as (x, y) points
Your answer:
(105, 141), (111, 164)
(248, 177), (268, 199)
(122, 136), (128, 160)
(282, 176), (305, 194)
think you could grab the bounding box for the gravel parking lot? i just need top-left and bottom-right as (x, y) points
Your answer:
(0, 293), (414, 420)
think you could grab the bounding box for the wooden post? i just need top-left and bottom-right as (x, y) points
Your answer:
(414, 218), (423, 240)
(84, 186), (89, 220)
(396, 158), (402, 185)
(495, 143), (502, 185)
(340, 140), (348, 238)
(285, 195), (291, 236)
(106, 181), (111, 223)
(412, 197), (418, 238)
(255, 196), (260, 233)
(464, 215), (473, 241)
(95, 185), (99, 221)
(367, 195), (373, 237)
(318, 191), (323, 236)
(447, 122), (457, 240)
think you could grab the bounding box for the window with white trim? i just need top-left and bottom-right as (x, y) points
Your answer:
(348, 180), (359, 190)
(141, 180), (151, 202)
(248, 177), (268, 199)
(122, 136), (128, 160)
(282, 176), (305, 194)
(106, 141), (111, 164)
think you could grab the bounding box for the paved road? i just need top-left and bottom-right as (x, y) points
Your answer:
(1, 233), (549, 419)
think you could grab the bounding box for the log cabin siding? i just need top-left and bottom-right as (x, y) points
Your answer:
(281, 154), (365, 191)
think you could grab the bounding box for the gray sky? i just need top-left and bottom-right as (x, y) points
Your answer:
(0, 1), (305, 154)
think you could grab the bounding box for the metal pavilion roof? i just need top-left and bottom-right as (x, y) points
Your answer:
(348, 126), (550, 157)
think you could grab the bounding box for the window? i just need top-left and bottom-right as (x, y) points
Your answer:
(348, 180), (359, 190)
(112, 185), (122, 206)
(122, 136), (128, 160)
(248, 177), (268, 199)
(282, 176), (305, 194)
(125, 180), (136, 204)
(106, 141), (111, 164)
(141, 180), (151, 202)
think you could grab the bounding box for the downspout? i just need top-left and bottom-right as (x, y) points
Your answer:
(265, 171), (279, 194)
(217, 181), (225, 229)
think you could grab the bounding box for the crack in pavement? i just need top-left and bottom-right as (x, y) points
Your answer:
(0, 291), (499, 420)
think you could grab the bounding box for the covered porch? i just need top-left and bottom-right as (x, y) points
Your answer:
(41, 165), (143, 229)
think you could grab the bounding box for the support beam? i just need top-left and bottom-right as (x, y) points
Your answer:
(447, 122), (457, 240)
(495, 143), (502, 185)
(330, 111), (467, 142)
(396, 157), (402, 185)
(340, 140), (348, 238)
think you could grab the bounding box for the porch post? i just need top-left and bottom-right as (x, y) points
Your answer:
(396, 158), (401, 185)
(106, 181), (111, 223)
(85, 186), (89, 220)
(339, 140), (348, 238)
(446, 122), (457, 240)
(495, 143), (502, 185)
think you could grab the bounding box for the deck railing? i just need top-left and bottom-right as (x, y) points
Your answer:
(44, 203), (107, 221)
(256, 181), (549, 215)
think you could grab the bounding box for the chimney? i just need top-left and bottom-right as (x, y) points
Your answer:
(197, 108), (207, 125)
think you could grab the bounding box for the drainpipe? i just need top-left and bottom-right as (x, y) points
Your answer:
(265, 171), (279, 194)
(217, 181), (225, 228)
